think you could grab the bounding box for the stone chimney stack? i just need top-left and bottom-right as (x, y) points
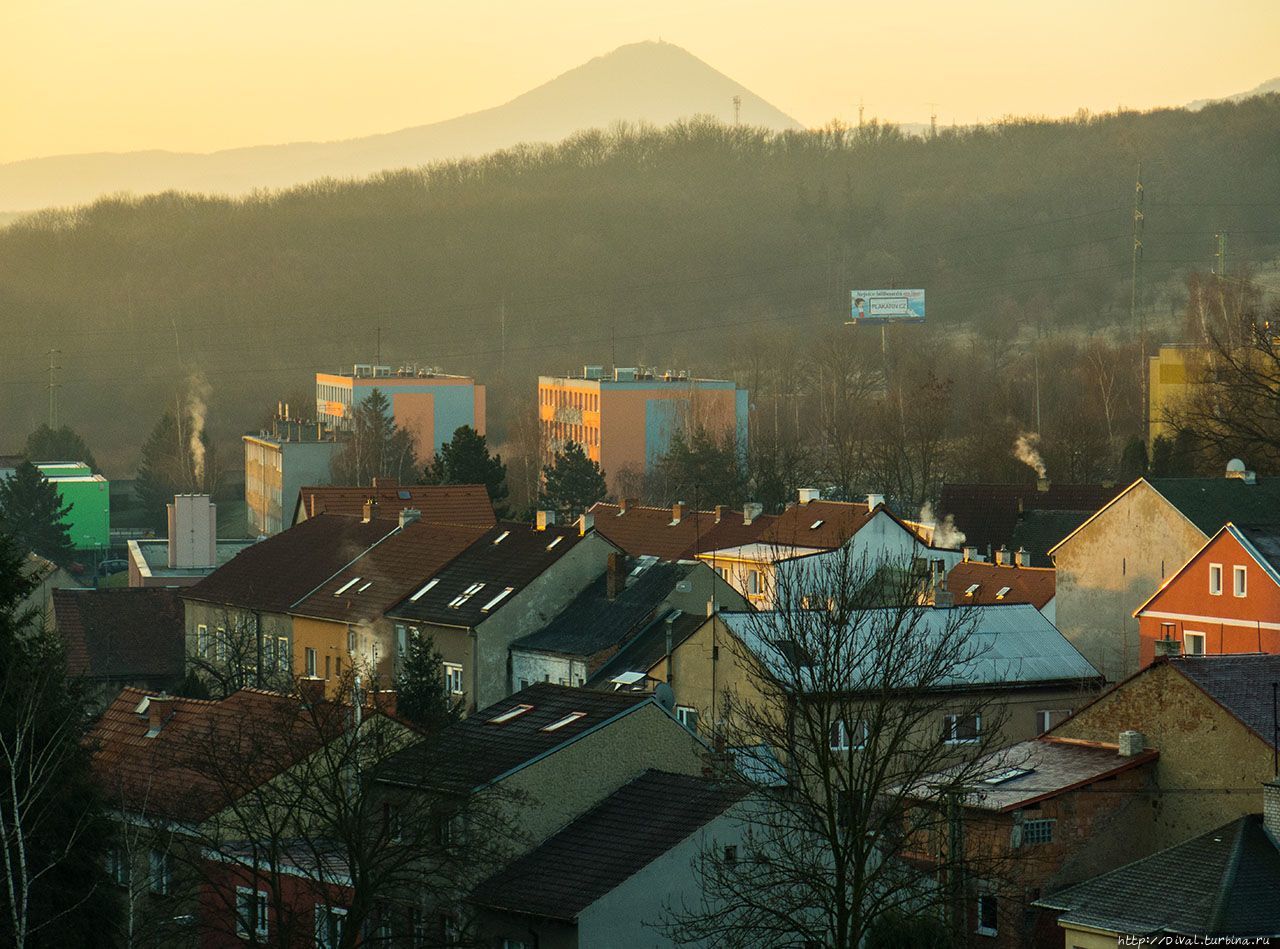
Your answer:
(1118, 730), (1146, 757)
(1014, 547), (1031, 568)
(995, 546), (1010, 566)
(146, 695), (175, 738)
(536, 510), (556, 531)
(714, 505), (728, 524)
(619, 497), (635, 515)
(962, 545), (978, 563)
(578, 513), (595, 536)
(671, 501), (685, 525)
(1154, 637), (1183, 660)
(362, 499), (376, 523)
(399, 508), (421, 530)
(742, 502), (763, 526)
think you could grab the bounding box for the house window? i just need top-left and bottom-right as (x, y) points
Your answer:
(148, 849), (171, 895)
(276, 637), (290, 672)
(722, 845), (738, 865)
(1022, 818), (1055, 845)
(976, 892), (998, 936)
(348, 629), (357, 653)
(518, 678), (529, 690)
(396, 625), (407, 657)
(676, 706), (700, 732)
(1184, 631), (1207, 655)
(443, 663), (464, 695)
(829, 719), (868, 751)
(305, 647), (317, 678)
(105, 847), (127, 886)
(1234, 565), (1247, 597)
(1209, 563), (1223, 595)
(1035, 709), (1071, 734)
(501, 940), (530, 949)
(315, 905), (347, 949)
(196, 624), (209, 657)
(942, 714), (981, 744)
(215, 627), (228, 661)
(236, 886), (269, 939)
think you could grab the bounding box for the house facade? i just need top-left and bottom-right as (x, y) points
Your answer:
(1134, 524), (1280, 667)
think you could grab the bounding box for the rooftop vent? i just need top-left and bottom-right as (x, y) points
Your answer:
(1118, 730), (1146, 757)
(866, 493), (885, 509)
(614, 367), (637, 382)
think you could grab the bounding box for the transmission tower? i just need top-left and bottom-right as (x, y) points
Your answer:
(1131, 162), (1146, 441)
(46, 349), (62, 428)
(732, 95), (741, 125)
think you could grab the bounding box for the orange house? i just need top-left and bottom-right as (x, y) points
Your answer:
(1134, 523), (1280, 667)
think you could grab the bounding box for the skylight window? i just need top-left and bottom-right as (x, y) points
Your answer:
(480, 587), (515, 612)
(983, 767), (1033, 785)
(397, 490), (411, 500)
(488, 704), (534, 724)
(965, 584), (980, 597)
(809, 519), (825, 530)
(995, 586), (1011, 600)
(493, 530), (511, 545)
(333, 577), (361, 596)
(448, 582), (485, 608)
(357, 581), (373, 593)
(546, 536), (563, 550)
(409, 578), (439, 601)
(541, 712), (587, 732)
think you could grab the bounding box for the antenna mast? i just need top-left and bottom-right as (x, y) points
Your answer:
(732, 95), (741, 125)
(46, 349), (62, 428)
(1131, 162), (1146, 443)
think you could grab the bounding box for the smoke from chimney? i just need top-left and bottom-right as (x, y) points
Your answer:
(187, 371), (211, 484)
(1012, 432), (1047, 480)
(919, 501), (966, 549)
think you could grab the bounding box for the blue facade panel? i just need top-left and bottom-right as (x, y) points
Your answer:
(645, 398), (690, 471)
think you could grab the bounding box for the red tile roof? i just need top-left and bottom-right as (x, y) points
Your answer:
(53, 588), (185, 682)
(295, 482), (495, 527)
(290, 520), (490, 624)
(183, 514), (399, 613)
(88, 687), (343, 823)
(588, 502), (774, 561)
(761, 499), (883, 549)
(946, 560), (1056, 609)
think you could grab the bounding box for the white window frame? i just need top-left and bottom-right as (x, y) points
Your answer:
(829, 719), (868, 751)
(443, 662), (464, 696)
(676, 705), (700, 732)
(1184, 630), (1207, 655)
(106, 847), (127, 886)
(943, 713), (981, 745)
(747, 570), (760, 595)
(236, 886), (269, 939)
(305, 647), (318, 678)
(215, 626), (228, 662)
(197, 623), (209, 657)
(315, 905), (347, 949)
(276, 636), (290, 672)
(976, 891), (998, 936)
(1035, 709), (1072, 734)
(1209, 562), (1223, 596)
(1233, 564), (1247, 597)
(148, 848), (171, 895)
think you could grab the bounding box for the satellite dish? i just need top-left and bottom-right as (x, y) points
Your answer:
(654, 682), (676, 710)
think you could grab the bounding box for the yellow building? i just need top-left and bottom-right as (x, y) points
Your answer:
(1147, 344), (1208, 449)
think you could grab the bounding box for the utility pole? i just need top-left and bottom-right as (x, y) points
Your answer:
(46, 349), (62, 428)
(732, 95), (741, 125)
(1131, 162), (1146, 442)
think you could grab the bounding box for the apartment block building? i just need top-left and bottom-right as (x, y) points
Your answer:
(538, 365), (747, 493)
(316, 364), (485, 459)
(242, 416), (340, 535)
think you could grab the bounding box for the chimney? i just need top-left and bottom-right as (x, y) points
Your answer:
(578, 513), (595, 536)
(298, 677), (327, 708)
(1036, 477), (1050, 493)
(536, 510), (556, 531)
(715, 504), (728, 524)
(1014, 547), (1031, 568)
(1154, 636), (1182, 659)
(866, 493), (885, 509)
(742, 502), (763, 526)
(606, 552), (624, 600)
(619, 497), (636, 515)
(167, 494), (217, 569)
(1264, 780), (1280, 841)
(146, 695), (175, 738)
(1118, 730), (1146, 757)
(362, 499), (376, 523)
(962, 545), (978, 563)
(399, 508), (421, 530)
(371, 477), (398, 490)
(995, 546), (1010, 566)
(934, 588), (955, 608)
(798, 487), (821, 505)
(671, 501), (685, 525)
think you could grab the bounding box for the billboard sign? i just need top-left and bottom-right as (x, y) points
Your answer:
(848, 289), (925, 324)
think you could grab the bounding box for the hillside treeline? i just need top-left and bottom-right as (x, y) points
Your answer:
(0, 97), (1277, 474)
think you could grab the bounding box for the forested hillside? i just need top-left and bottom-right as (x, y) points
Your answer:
(1, 97), (1278, 474)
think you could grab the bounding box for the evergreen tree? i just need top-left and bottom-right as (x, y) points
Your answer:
(0, 461), (74, 565)
(330, 388), (419, 487)
(0, 532), (116, 947)
(537, 441), (607, 520)
(394, 631), (462, 731)
(24, 424), (97, 471)
(424, 425), (510, 516)
(648, 426), (746, 507)
(136, 410), (215, 532)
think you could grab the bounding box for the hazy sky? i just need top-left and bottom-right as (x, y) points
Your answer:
(4, 0), (1277, 163)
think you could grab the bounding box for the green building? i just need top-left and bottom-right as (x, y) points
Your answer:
(35, 462), (110, 552)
